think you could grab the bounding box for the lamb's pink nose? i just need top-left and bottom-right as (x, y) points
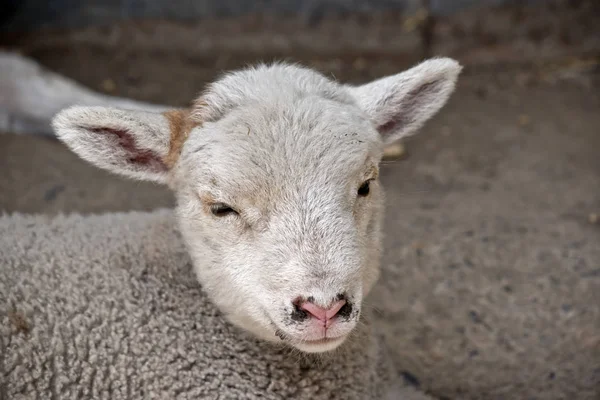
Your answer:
(300, 299), (347, 322)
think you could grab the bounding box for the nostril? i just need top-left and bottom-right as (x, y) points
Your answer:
(291, 300), (309, 322)
(337, 301), (353, 319)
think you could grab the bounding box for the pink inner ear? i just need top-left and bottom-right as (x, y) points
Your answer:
(377, 120), (397, 134)
(88, 127), (167, 172)
(375, 78), (445, 138)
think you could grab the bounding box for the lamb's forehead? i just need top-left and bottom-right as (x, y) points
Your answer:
(194, 63), (357, 122)
(179, 98), (381, 198)
(175, 63), (383, 200)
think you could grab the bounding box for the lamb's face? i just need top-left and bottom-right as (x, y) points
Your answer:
(53, 59), (461, 353)
(174, 97), (384, 352)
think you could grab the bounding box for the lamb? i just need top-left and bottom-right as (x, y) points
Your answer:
(1, 58), (460, 398)
(51, 58), (461, 354)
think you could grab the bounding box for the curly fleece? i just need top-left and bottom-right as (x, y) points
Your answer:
(0, 210), (433, 400)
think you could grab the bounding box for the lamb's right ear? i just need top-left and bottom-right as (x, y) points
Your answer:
(52, 106), (192, 183)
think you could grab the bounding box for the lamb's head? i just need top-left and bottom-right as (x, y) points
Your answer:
(52, 58), (461, 353)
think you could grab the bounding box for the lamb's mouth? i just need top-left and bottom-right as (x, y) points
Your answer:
(299, 336), (346, 346)
(273, 325), (348, 352)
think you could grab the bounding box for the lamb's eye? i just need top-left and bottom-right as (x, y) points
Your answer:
(358, 180), (371, 197)
(210, 203), (238, 217)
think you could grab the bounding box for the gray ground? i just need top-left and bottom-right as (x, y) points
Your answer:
(1, 1), (599, 399)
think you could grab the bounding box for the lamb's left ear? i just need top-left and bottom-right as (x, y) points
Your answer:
(348, 57), (462, 145)
(52, 106), (194, 183)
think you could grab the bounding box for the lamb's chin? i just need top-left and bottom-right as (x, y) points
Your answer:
(291, 335), (348, 353)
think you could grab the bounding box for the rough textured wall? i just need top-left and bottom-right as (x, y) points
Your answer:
(1, 0), (544, 32)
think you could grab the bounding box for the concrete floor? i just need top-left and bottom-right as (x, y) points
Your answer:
(1, 2), (599, 398)
(372, 77), (600, 399)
